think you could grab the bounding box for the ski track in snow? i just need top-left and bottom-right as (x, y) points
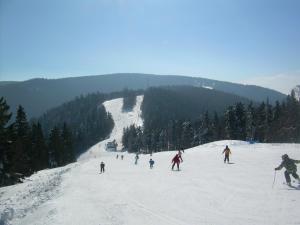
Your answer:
(1, 95), (300, 225)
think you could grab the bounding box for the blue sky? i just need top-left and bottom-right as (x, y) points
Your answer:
(0, 0), (299, 93)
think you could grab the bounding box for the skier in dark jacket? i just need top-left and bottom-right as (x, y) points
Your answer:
(222, 145), (231, 163)
(275, 154), (300, 186)
(100, 162), (105, 173)
(172, 151), (183, 171)
(134, 154), (139, 165)
(149, 159), (155, 169)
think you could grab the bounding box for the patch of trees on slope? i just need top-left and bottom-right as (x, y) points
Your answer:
(122, 87), (300, 153)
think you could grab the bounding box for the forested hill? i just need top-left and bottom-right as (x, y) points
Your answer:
(0, 73), (286, 118)
(141, 86), (251, 131)
(38, 90), (142, 154)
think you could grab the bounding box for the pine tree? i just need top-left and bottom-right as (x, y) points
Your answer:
(211, 112), (223, 141)
(225, 106), (236, 139)
(158, 129), (167, 151)
(235, 102), (246, 140)
(264, 99), (273, 142)
(181, 121), (193, 149)
(10, 105), (31, 176)
(255, 102), (266, 142)
(245, 102), (255, 141)
(0, 97), (12, 186)
(61, 123), (76, 164)
(48, 127), (63, 167)
(31, 122), (48, 171)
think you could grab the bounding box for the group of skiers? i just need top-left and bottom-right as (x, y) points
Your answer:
(100, 145), (300, 187)
(116, 154), (124, 160)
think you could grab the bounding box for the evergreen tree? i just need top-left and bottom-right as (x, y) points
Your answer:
(158, 129), (167, 151)
(48, 127), (63, 167)
(235, 102), (246, 140)
(245, 102), (255, 141)
(264, 99), (273, 142)
(255, 102), (266, 142)
(31, 122), (48, 171)
(61, 123), (76, 164)
(211, 112), (222, 141)
(0, 97), (12, 186)
(225, 106), (236, 139)
(181, 121), (193, 149)
(10, 105), (31, 176)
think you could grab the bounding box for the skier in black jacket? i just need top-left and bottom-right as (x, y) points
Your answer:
(275, 154), (300, 186)
(100, 162), (105, 173)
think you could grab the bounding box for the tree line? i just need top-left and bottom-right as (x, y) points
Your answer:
(122, 91), (300, 153)
(38, 90), (143, 155)
(0, 98), (76, 187)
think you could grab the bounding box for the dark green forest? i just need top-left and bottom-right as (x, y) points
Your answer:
(0, 99), (76, 186)
(123, 88), (300, 153)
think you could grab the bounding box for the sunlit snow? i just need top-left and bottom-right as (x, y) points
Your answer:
(1, 95), (300, 225)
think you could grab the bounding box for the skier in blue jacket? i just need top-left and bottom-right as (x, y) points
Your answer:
(149, 159), (155, 169)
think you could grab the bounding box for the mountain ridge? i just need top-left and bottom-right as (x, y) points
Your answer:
(0, 73), (286, 118)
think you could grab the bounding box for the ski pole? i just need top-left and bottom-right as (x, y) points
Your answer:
(272, 170), (277, 189)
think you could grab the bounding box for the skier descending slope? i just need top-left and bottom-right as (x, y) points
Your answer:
(149, 159), (155, 169)
(275, 154), (300, 186)
(172, 151), (183, 171)
(100, 162), (105, 173)
(134, 154), (139, 165)
(222, 145), (231, 163)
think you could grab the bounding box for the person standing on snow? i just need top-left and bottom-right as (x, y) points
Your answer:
(100, 162), (105, 173)
(222, 145), (231, 163)
(275, 154), (300, 186)
(149, 159), (155, 169)
(135, 154), (139, 165)
(172, 151), (183, 171)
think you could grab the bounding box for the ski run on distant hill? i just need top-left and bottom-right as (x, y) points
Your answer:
(1, 96), (300, 225)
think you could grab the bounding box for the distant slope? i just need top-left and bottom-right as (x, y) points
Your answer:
(0, 73), (286, 118)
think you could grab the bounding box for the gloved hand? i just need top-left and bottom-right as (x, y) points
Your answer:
(274, 168), (279, 171)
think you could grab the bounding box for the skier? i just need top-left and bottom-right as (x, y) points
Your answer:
(135, 154), (139, 165)
(116, 154), (119, 159)
(275, 154), (300, 186)
(121, 155), (124, 160)
(100, 162), (105, 173)
(149, 159), (155, 169)
(222, 145), (231, 163)
(172, 151), (183, 171)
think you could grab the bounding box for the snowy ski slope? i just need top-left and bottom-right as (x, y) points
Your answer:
(1, 95), (300, 225)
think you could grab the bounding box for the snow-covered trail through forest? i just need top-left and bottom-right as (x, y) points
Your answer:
(1, 95), (300, 225)
(78, 95), (143, 161)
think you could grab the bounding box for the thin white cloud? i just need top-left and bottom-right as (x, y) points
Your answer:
(240, 71), (300, 95)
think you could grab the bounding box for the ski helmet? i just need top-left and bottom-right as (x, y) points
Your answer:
(282, 154), (289, 160)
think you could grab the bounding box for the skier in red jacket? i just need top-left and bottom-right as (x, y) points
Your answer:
(172, 151), (183, 171)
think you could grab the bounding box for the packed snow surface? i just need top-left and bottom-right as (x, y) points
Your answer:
(1, 96), (300, 225)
